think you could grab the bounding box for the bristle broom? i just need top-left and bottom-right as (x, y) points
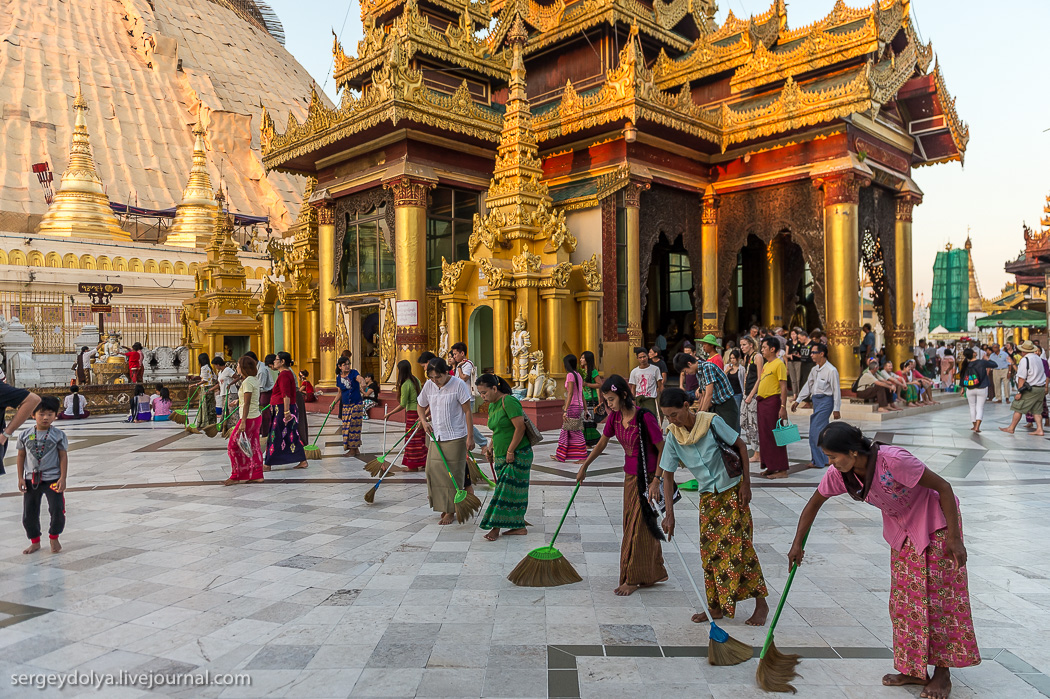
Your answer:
(364, 424), (419, 505)
(454, 491), (482, 523)
(756, 530), (809, 693)
(467, 456), (492, 488)
(304, 400), (338, 461)
(171, 411), (187, 425)
(362, 426), (412, 472)
(364, 458), (385, 477)
(507, 482), (583, 587)
(203, 425), (218, 438)
(363, 486), (376, 504)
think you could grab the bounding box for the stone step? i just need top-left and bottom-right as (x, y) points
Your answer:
(792, 391), (968, 422)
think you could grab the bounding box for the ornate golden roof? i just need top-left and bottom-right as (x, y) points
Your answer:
(167, 118), (219, 249)
(931, 59), (970, 161)
(36, 85), (130, 242)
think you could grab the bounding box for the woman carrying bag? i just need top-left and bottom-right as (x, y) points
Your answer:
(477, 374), (532, 541)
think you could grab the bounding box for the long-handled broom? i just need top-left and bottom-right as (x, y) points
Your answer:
(655, 502), (751, 666)
(756, 529), (810, 693)
(364, 426), (413, 477)
(466, 452), (495, 488)
(507, 482), (583, 587)
(364, 423), (419, 504)
(171, 385), (199, 425)
(432, 438), (481, 523)
(304, 399), (339, 461)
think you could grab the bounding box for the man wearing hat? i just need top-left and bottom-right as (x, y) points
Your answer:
(698, 334), (723, 370)
(1000, 340), (1047, 437)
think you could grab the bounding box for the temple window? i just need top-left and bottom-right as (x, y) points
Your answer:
(341, 207), (394, 294)
(426, 186), (479, 288)
(615, 193), (628, 331)
(668, 253), (691, 312)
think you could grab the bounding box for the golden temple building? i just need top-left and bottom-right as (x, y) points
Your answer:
(256, 0), (968, 391)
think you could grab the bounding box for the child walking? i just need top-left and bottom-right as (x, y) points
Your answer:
(17, 396), (68, 554)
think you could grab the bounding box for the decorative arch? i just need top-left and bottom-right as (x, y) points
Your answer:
(256, 266), (268, 279)
(45, 252), (62, 268)
(159, 260), (174, 274)
(27, 250), (45, 266)
(188, 262), (199, 274)
(639, 185), (703, 321)
(144, 259), (158, 274)
(174, 261), (188, 275)
(80, 254), (95, 269)
(63, 253), (79, 269)
(0, 250), (8, 265)
(10, 250), (26, 266)
(717, 181), (825, 329)
(113, 256), (127, 271)
(129, 258), (143, 272)
(97, 256), (111, 270)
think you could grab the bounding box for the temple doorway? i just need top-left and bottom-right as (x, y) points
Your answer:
(467, 305), (493, 373)
(223, 335), (250, 361)
(360, 308), (380, 380)
(732, 235), (767, 335)
(730, 232), (810, 335)
(643, 233), (695, 356)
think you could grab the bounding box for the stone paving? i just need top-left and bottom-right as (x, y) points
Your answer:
(0, 401), (1048, 697)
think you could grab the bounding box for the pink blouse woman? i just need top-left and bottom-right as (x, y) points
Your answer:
(788, 423), (978, 699)
(552, 354), (588, 462)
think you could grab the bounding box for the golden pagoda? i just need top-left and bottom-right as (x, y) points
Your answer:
(36, 85), (130, 242)
(167, 118), (219, 249)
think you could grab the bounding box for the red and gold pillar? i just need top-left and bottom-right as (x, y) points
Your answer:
(316, 202), (338, 389)
(624, 181), (649, 349)
(385, 176), (434, 378)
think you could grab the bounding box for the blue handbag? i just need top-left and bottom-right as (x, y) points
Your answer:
(773, 419), (801, 447)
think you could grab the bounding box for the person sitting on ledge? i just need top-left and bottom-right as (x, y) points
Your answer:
(59, 385), (89, 420)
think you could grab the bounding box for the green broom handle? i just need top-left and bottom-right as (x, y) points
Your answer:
(183, 384), (200, 410)
(760, 528), (810, 659)
(432, 438), (464, 491)
(216, 392), (235, 427)
(308, 399), (340, 448)
(548, 482), (582, 548)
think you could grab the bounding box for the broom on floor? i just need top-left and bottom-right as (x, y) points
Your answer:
(432, 437), (481, 523)
(364, 423), (419, 504)
(304, 398), (339, 461)
(756, 529), (810, 693)
(507, 482), (583, 587)
(656, 502), (751, 666)
(171, 385), (199, 425)
(363, 425), (413, 477)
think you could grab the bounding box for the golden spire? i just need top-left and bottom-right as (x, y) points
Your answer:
(167, 115), (218, 248)
(36, 83), (130, 241)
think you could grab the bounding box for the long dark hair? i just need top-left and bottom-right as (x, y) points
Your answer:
(197, 352), (211, 369)
(134, 383), (145, 397)
(633, 398), (664, 543)
(71, 384), (81, 416)
(961, 347), (974, 376)
(563, 354), (582, 396)
(477, 373), (513, 395)
(817, 422), (876, 501)
(580, 351), (597, 380)
(159, 386), (171, 404)
(396, 359), (420, 393)
(600, 375), (634, 409)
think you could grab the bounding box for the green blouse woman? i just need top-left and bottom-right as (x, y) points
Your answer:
(580, 350), (603, 447)
(477, 373), (532, 541)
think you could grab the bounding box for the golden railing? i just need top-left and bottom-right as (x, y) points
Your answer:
(0, 290), (183, 354)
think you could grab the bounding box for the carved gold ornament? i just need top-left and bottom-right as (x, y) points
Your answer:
(440, 257), (467, 295)
(580, 253), (602, 291)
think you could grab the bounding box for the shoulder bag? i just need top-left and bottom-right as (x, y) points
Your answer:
(503, 396), (543, 446)
(713, 433), (743, 478)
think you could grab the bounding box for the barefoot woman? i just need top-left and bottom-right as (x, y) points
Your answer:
(654, 388), (769, 626)
(576, 375), (667, 596)
(417, 358), (475, 526)
(477, 374), (531, 541)
(788, 422), (979, 699)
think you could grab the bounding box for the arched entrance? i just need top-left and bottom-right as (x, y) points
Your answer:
(731, 232), (811, 335)
(467, 306), (494, 374)
(643, 233), (695, 356)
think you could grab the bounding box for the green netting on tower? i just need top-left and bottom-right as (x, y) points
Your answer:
(929, 248), (969, 332)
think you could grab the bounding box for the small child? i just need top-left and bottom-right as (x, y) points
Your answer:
(299, 370), (316, 403)
(151, 385), (172, 421)
(17, 396), (68, 554)
(361, 373), (378, 417)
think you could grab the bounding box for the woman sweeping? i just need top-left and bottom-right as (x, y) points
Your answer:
(385, 360), (426, 472)
(577, 375), (667, 596)
(417, 357), (475, 525)
(553, 354), (588, 462)
(652, 388), (769, 625)
(186, 353), (217, 434)
(478, 374), (531, 540)
(788, 422), (979, 699)
(225, 354), (264, 485)
(336, 358), (364, 457)
(264, 352), (308, 471)
(739, 336), (764, 464)
(580, 351), (603, 448)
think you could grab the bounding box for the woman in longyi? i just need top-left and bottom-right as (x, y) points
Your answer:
(788, 422), (979, 699)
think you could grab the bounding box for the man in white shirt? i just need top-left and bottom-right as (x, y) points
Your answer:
(628, 347), (663, 417)
(790, 343), (841, 469)
(1000, 340), (1047, 437)
(448, 342), (487, 448)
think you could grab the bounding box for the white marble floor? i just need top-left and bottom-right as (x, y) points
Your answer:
(0, 401), (1047, 697)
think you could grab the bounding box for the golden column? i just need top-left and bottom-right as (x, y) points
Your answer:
(996, 326), (1005, 347)
(385, 176), (435, 374)
(442, 293), (468, 347)
(576, 291), (602, 357)
(316, 202), (338, 389)
(700, 187), (720, 334)
(306, 291), (320, 381)
(489, 290), (516, 376)
(260, 302), (275, 355)
(822, 173), (865, 389)
(282, 304), (297, 360)
(624, 181), (649, 349)
(763, 236), (783, 329)
(887, 193), (921, 370)
(540, 288), (571, 374)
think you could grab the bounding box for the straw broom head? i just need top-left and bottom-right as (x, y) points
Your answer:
(171, 411), (187, 425)
(304, 444), (322, 460)
(364, 457), (386, 477)
(507, 546), (582, 587)
(707, 634), (753, 666)
(454, 491), (482, 523)
(203, 425), (218, 438)
(363, 485), (378, 504)
(467, 458), (490, 488)
(755, 641), (801, 693)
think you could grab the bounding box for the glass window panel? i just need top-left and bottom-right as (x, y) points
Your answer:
(453, 190), (479, 220)
(426, 218), (453, 288)
(430, 187), (453, 218)
(342, 220), (358, 294)
(379, 230), (396, 291)
(358, 220), (379, 292)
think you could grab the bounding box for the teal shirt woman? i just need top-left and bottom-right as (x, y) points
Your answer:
(477, 374), (532, 541)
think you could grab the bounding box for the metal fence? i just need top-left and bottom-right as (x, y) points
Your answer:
(0, 290), (183, 353)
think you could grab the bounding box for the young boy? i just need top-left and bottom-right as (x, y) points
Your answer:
(17, 396), (68, 554)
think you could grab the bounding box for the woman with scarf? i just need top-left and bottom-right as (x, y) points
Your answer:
(579, 351), (603, 448)
(478, 373), (531, 540)
(652, 388), (769, 625)
(187, 353), (217, 435)
(385, 360), (427, 472)
(739, 335), (764, 464)
(553, 354), (588, 462)
(577, 375), (667, 596)
(788, 422), (979, 699)
(264, 352), (307, 470)
(336, 358), (364, 457)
